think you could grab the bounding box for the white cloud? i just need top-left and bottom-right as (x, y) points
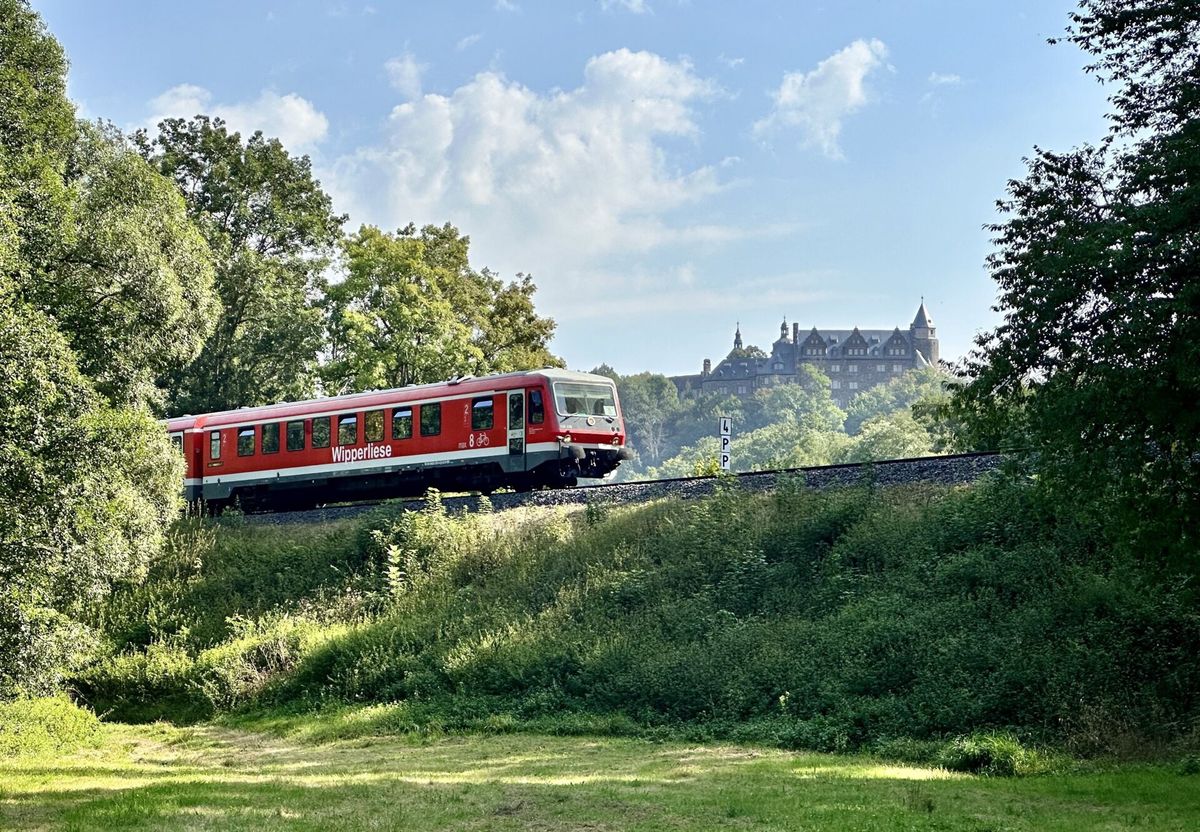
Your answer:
(551, 269), (840, 322)
(456, 33), (483, 51)
(494, 0), (519, 11)
(145, 85), (329, 153)
(753, 38), (888, 159)
(601, 0), (651, 13)
(718, 54), (745, 69)
(384, 51), (426, 99)
(327, 49), (768, 309)
(927, 71), (962, 86)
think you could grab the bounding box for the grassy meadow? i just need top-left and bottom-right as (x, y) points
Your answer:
(3, 719), (1200, 831)
(74, 479), (1200, 760)
(4, 476), (1197, 828)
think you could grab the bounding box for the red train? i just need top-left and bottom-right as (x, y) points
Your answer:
(165, 369), (631, 510)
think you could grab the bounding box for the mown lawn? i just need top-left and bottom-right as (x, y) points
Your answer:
(1, 723), (1196, 831)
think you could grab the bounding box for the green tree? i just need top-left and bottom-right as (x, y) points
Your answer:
(648, 417), (849, 477)
(838, 411), (934, 463)
(953, 0), (1200, 560)
(843, 367), (950, 435)
(0, 3), (200, 697)
(0, 300), (181, 696)
(24, 123), (218, 407)
(324, 224), (560, 394)
(0, 0), (75, 283)
(612, 372), (682, 465)
(747, 366), (845, 433)
(137, 117), (345, 413)
(728, 345), (768, 361)
(476, 272), (560, 374)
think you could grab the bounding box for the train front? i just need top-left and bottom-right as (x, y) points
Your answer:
(544, 371), (632, 479)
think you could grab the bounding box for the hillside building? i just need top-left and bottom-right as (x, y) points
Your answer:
(670, 302), (939, 407)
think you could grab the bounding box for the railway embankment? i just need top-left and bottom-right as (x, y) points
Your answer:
(72, 467), (1200, 768)
(250, 452), (1004, 525)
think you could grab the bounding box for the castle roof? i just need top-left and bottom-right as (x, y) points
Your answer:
(912, 301), (932, 329)
(803, 329), (905, 354)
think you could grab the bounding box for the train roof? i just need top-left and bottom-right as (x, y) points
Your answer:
(164, 368), (614, 430)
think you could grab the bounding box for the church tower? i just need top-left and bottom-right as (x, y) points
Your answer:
(909, 300), (939, 365)
(733, 322), (743, 351)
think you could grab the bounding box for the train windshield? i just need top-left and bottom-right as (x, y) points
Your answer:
(553, 382), (618, 418)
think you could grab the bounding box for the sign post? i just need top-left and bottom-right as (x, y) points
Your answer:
(718, 415), (732, 471)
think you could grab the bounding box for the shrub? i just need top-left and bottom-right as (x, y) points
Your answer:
(77, 476), (1200, 762)
(936, 732), (1060, 777)
(75, 642), (207, 724)
(0, 696), (102, 756)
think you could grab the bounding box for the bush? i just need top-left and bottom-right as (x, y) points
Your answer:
(75, 642), (207, 724)
(936, 732), (1061, 777)
(77, 614), (343, 723)
(0, 696), (102, 756)
(77, 476), (1200, 762)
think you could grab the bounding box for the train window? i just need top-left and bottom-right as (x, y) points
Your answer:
(338, 414), (358, 446)
(312, 416), (331, 449)
(261, 423), (280, 454)
(529, 389), (544, 424)
(210, 430), (221, 460)
(509, 392), (524, 427)
(365, 410), (384, 442)
(552, 382), (617, 417)
(286, 420), (305, 452)
(392, 407), (413, 439)
(420, 402), (441, 436)
(237, 427), (255, 456)
(471, 397), (494, 430)
(171, 434), (183, 452)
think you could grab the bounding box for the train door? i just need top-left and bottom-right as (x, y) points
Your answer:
(507, 391), (525, 467)
(191, 433), (202, 478)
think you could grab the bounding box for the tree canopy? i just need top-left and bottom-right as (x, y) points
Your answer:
(0, 2), (197, 696)
(0, 0), (75, 282)
(953, 0), (1200, 560)
(324, 224), (560, 394)
(137, 116), (345, 413)
(25, 123), (218, 407)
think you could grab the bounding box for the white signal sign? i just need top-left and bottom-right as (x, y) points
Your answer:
(718, 415), (732, 470)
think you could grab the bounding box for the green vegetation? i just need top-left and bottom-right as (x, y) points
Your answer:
(2, 723), (1199, 831)
(71, 479), (1199, 764)
(324, 224), (561, 396)
(949, 0), (1200, 564)
(0, 0), (560, 703)
(1, 2), (1198, 825)
(0, 696), (101, 757)
(603, 364), (951, 478)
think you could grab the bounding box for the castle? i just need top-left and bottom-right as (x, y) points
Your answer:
(670, 302), (939, 407)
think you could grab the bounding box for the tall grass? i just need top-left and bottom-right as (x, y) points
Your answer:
(77, 477), (1200, 760)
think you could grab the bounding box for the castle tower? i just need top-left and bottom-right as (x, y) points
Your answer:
(733, 322), (743, 351)
(909, 300), (939, 365)
(779, 318), (789, 342)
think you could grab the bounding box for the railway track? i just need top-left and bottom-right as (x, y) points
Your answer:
(243, 451), (1004, 526)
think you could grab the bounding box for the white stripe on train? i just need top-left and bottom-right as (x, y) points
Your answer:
(202, 442), (623, 485)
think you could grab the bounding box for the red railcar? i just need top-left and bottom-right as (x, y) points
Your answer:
(166, 369), (630, 510)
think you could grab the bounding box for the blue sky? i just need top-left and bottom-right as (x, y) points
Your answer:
(34, 0), (1111, 376)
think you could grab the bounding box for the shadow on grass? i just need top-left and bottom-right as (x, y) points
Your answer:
(2, 728), (1197, 831)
